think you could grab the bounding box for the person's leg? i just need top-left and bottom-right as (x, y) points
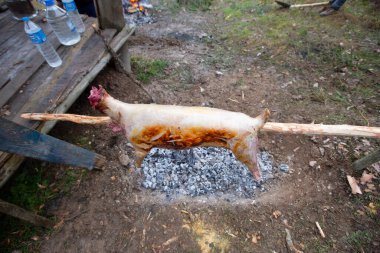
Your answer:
(320, 0), (346, 16)
(330, 0), (346, 10)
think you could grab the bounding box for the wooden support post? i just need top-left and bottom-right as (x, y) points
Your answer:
(353, 147), (380, 171)
(116, 43), (132, 75)
(0, 199), (54, 228)
(94, 0), (125, 32)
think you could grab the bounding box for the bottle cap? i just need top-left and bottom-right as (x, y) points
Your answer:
(21, 17), (30, 22)
(45, 0), (55, 6)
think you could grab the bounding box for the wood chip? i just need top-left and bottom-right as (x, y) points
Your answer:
(228, 98), (239, 103)
(272, 210), (282, 219)
(315, 221), (326, 238)
(162, 236), (178, 247)
(360, 171), (376, 185)
(347, 175), (362, 194)
(285, 228), (303, 253)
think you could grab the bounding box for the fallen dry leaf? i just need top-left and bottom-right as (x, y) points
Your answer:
(356, 210), (365, 216)
(347, 175), (362, 195)
(251, 234), (258, 244)
(110, 176), (116, 181)
(31, 235), (39, 241)
(372, 162), (380, 173)
(37, 183), (47, 189)
(272, 210), (282, 219)
(361, 171), (377, 185)
(368, 203), (377, 215)
(367, 183), (376, 190)
(162, 236), (178, 247)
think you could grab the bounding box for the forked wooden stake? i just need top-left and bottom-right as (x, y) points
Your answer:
(21, 113), (380, 138)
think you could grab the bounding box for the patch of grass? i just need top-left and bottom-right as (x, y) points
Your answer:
(0, 219), (45, 253)
(0, 163), (88, 252)
(75, 136), (92, 149)
(305, 238), (332, 253)
(0, 165), (53, 252)
(353, 86), (376, 99)
(7, 166), (53, 210)
(345, 230), (373, 252)
(331, 90), (350, 105)
(177, 0), (213, 11)
(323, 114), (349, 124)
(132, 57), (169, 83)
(164, 0), (181, 14)
(310, 87), (328, 104)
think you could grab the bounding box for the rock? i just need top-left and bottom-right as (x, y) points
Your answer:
(311, 146), (321, 158)
(309, 161), (317, 167)
(319, 147), (325, 157)
(118, 153), (131, 167)
(215, 71), (223, 76)
(278, 164), (289, 173)
(313, 82), (319, 88)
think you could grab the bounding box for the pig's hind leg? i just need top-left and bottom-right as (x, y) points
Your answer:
(229, 133), (262, 181)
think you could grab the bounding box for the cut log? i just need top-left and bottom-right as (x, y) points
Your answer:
(0, 199), (54, 228)
(353, 147), (380, 171)
(21, 114), (380, 139)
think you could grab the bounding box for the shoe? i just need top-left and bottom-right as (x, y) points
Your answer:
(319, 4), (330, 13)
(319, 7), (338, 16)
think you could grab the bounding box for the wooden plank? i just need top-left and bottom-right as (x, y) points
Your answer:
(0, 26), (126, 187)
(0, 19), (97, 167)
(0, 20), (49, 91)
(0, 10), (11, 21)
(94, 0), (124, 31)
(11, 29), (117, 129)
(0, 16), (89, 107)
(0, 16), (20, 46)
(0, 11), (12, 27)
(0, 199), (54, 228)
(0, 154), (24, 188)
(353, 148), (380, 171)
(0, 118), (105, 169)
(1, 17), (94, 119)
(0, 33), (60, 107)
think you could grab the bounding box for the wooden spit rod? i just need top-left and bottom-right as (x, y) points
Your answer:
(21, 113), (380, 138)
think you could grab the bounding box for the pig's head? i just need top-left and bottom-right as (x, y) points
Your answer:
(88, 85), (109, 112)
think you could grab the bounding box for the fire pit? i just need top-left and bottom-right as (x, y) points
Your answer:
(141, 147), (283, 199)
(122, 0), (155, 26)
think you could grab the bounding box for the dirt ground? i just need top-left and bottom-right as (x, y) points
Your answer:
(1, 0), (380, 252)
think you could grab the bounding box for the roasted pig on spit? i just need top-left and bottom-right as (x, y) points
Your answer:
(88, 86), (270, 180)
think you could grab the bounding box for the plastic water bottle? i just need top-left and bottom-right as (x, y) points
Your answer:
(22, 17), (62, 68)
(62, 0), (85, 33)
(44, 0), (80, 46)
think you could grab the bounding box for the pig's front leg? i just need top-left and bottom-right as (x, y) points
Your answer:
(134, 147), (149, 168)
